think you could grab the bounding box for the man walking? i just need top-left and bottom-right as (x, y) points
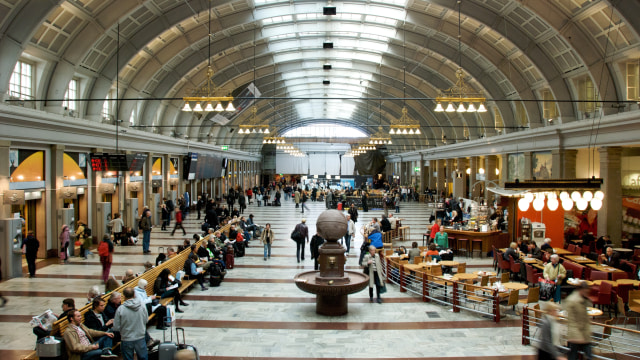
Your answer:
(113, 287), (148, 360)
(22, 230), (39, 278)
(344, 214), (355, 254)
(140, 209), (152, 254)
(293, 219), (309, 263)
(196, 195), (205, 220)
(301, 191), (310, 214)
(565, 282), (592, 360)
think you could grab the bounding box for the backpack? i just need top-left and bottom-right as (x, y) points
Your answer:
(98, 241), (109, 257)
(84, 227), (92, 238)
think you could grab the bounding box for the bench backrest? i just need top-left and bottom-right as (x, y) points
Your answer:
(51, 220), (237, 336)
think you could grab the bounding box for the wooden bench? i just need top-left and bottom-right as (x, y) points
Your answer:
(23, 220), (236, 360)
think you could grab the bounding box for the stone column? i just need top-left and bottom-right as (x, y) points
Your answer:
(46, 145), (65, 257)
(0, 141), (11, 219)
(551, 149), (562, 179)
(564, 150), (578, 179)
(419, 154), (426, 194)
(455, 158), (468, 199)
(524, 152), (533, 180)
(429, 160), (437, 190)
(469, 157), (478, 199)
(484, 155), (497, 204)
(436, 159), (445, 199)
(498, 154), (508, 187)
(597, 147), (622, 245)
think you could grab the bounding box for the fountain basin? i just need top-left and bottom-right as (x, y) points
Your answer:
(295, 270), (369, 316)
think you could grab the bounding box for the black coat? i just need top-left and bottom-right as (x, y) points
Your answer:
(84, 310), (110, 332)
(22, 235), (39, 257)
(310, 235), (325, 260)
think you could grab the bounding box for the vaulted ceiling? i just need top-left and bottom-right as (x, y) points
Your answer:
(1, 0), (639, 154)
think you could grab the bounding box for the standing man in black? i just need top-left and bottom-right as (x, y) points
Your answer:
(293, 219), (309, 263)
(22, 230), (39, 278)
(196, 195), (205, 220)
(164, 197), (175, 227)
(361, 191), (369, 212)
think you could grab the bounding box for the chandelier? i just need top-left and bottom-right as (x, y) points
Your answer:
(239, 106), (270, 134)
(369, 126), (392, 145)
(390, 22), (420, 135)
(262, 136), (286, 144)
(389, 106), (421, 135)
(434, 69), (487, 113)
(434, 2), (486, 114)
(181, 2), (234, 113)
(504, 178), (604, 212)
(280, 145), (305, 157)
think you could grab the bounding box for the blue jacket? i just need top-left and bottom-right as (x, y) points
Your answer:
(368, 231), (383, 249)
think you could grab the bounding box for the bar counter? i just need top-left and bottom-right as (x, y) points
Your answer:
(442, 228), (511, 254)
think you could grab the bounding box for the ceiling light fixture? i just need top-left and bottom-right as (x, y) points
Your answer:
(389, 21), (420, 136)
(434, 1), (486, 114)
(181, 1), (234, 113)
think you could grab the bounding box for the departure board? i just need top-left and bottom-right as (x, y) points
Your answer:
(89, 153), (147, 172)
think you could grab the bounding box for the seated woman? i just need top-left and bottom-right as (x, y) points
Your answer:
(184, 253), (208, 291)
(407, 242), (421, 262)
(153, 268), (188, 313)
(425, 244), (441, 262)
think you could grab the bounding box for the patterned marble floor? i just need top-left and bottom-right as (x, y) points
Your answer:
(0, 198), (536, 359)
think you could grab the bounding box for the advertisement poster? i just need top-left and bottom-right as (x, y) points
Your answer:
(533, 152), (552, 179)
(564, 208), (597, 241)
(507, 153), (524, 182)
(623, 197), (640, 237)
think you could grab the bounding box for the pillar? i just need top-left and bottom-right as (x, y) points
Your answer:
(469, 157), (478, 199)
(563, 149), (578, 179)
(419, 154), (426, 194)
(436, 159), (445, 199)
(46, 145), (65, 257)
(428, 160), (436, 190)
(0, 141), (11, 219)
(499, 154), (508, 187)
(484, 155), (497, 204)
(597, 147), (622, 245)
(455, 158), (468, 199)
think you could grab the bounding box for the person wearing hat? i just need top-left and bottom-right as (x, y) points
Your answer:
(537, 301), (566, 360)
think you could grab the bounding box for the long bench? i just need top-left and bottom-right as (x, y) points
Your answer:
(23, 221), (236, 360)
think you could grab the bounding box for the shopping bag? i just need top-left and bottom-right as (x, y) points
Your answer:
(538, 278), (556, 301)
(165, 304), (176, 327)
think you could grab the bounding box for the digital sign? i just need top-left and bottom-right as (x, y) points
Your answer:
(89, 153), (148, 172)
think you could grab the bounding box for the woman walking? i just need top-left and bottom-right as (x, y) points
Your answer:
(59, 225), (70, 263)
(98, 235), (114, 283)
(260, 223), (274, 261)
(361, 245), (386, 303)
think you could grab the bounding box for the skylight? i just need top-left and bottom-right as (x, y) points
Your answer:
(283, 124), (367, 138)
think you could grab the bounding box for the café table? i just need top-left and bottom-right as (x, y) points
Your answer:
(563, 255), (596, 264)
(591, 280), (618, 287)
(616, 279), (640, 287)
(585, 263), (626, 275)
(553, 248), (573, 255)
(440, 260), (459, 267)
(613, 248), (633, 259)
(473, 271), (496, 277)
(502, 282), (528, 291)
(521, 257), (539, 264)
(567, 279), (594, 286)
(587, 307), (603, 317)
(452, 273), (477, 282)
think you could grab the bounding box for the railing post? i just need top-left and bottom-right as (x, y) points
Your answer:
(522, 306), (530, 345)
(399, 265), (406, 292)
(493, 290), (500, 323)
(386, 258), (392, 284)
(452, 281), (460, 312)
(422, 273), (430, 302)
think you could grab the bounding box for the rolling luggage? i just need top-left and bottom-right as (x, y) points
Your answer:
(225, 253), (234, 269)
(157, 318), (177, 360)
(176, 327), (200, 359)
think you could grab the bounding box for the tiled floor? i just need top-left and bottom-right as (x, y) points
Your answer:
(0, 199), (536, 359)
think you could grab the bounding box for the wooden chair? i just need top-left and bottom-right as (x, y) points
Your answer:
(463, 283), (491, 312)
(616, 295), (637, 331)
(456, 262), (466, 274)
(518, 286), (540, 308)
(589, 281), (615, 317)
(413, 256), (422, 265)
(592, 318), (615, 354)
(501, 272), (510, 283)
(479, 275), (489, 287)
(611, 271), (629, 281)
(500, 290), (520, 315)
(431, 265), (443, 276)
(628, 290), (640, 330)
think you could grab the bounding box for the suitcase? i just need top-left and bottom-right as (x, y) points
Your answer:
(176, 327), (200, 360)
(337, 202), (343, 210)
(158, 318), (178, 360)
(225, 253), (234, 269)
(210, 275), (222, 287)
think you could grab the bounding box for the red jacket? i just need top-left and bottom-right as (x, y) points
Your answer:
(176, 211), (183, 224)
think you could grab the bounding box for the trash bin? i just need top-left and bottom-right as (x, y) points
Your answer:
(37, 336), (64, 359)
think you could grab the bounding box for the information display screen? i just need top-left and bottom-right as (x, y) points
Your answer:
(89, 153), (148, 172)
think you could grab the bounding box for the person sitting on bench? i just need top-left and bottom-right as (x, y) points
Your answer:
(63, 309), (116, 359)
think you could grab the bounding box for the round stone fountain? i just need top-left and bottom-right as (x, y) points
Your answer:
(294, 209), (369, 316)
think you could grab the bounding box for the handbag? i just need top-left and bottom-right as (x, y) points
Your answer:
(291, 229), (302, 242)
(379, 284), (387, 294)
(363, 265), (370, 275)
(538, 277), (556, 301)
